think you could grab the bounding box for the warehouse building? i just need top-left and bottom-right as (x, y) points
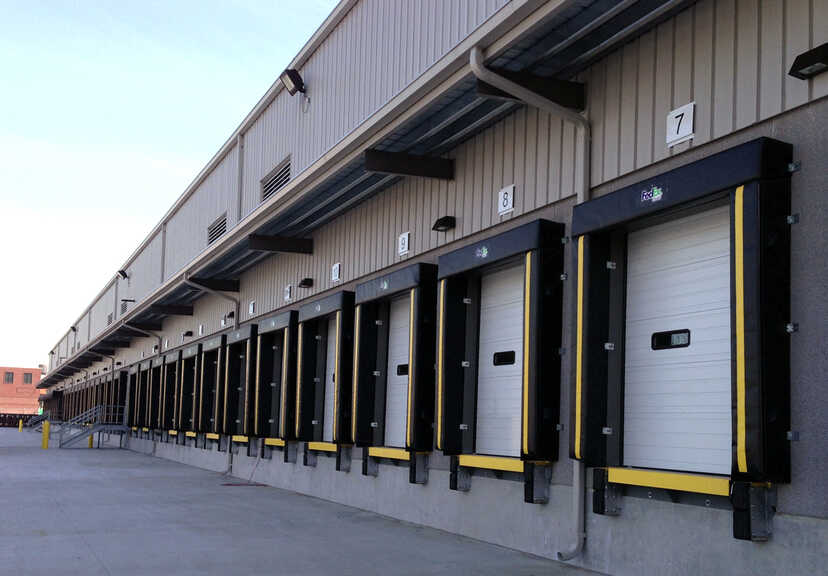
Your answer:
(38, 0), (828, 573)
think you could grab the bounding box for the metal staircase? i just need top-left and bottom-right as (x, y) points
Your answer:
(58, 405), (128, 448)
(26, 412), (50, 428)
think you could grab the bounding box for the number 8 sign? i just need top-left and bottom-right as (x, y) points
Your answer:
(498, 184), (515, 216)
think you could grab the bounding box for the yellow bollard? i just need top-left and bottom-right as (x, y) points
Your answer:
(18, 419), (23, 432)
(88, 433), (94, 449)
(41, 421), (50, 450)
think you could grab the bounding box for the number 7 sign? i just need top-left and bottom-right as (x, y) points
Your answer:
(666, 102), (695, 147)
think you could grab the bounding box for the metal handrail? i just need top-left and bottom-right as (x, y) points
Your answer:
(58, 404), (126, 447)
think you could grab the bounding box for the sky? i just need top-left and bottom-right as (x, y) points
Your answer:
(0, 0), (338, 368)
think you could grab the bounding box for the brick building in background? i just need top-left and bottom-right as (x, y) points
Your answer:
(0, 367), (43, 414)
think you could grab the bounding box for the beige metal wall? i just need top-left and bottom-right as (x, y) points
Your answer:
(238, 104), (582, 320)
(164, 147), (239, 281)
(585, 0), (827, 187)
(124, 231), (164, 305)
(239, 0), (510, 217)
(89, 284), (116, 338)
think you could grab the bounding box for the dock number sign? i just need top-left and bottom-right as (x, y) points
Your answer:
(498, 184), (515, 216)
(666, 102), (695, 147)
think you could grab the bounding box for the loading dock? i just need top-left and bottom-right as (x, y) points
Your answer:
(571, 138), (792, 540)
(223, 324), (257, 440)
(437, 219), (565, 501)
(253, 310), (298, 455)
(149, 357), (163, 431)
(197, 334), (226, 437)
(295, 291), (355, 469)
(353, 263), (436, 482)
(162, 352), (179, 433)
(177, 343), (201, 434)
(127, 366), (138, 428)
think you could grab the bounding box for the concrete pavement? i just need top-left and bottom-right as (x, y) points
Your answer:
(0, 428), (598, 575)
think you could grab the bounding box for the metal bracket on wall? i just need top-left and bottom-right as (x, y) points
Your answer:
(450, 456), (472, 492)
(732, 481), (776, 541)
(524, 463), (551, 504)
(592, 469), (622, 516)
(336, 445), (351, 473)
(303, 444), (318, 467)
(410, 452), (428, 485)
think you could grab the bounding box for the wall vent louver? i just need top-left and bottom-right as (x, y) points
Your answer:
(121, 301), (128, 314)
(107, 313), (113, 326)
(261, 157), (291, 202)
(207, 214), (228, 245)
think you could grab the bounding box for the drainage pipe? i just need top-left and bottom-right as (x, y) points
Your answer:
(469, 45), (589, 560)
(469, 45), (590, 204)
(183, 275), (240, 330)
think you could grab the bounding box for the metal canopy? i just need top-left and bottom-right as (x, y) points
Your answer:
(44, 0), (691, 389)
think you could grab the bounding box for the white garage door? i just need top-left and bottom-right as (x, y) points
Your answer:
(624, 205), (731, 475)
(385, 294), (410, 448)
(476, 262), (524, 457)
(323, 315), (337, 442)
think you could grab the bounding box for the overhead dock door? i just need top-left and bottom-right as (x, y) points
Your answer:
(162, 352), (179, 431)
(295, 291), (355, 452)
(437, 219), (565, 500)
(254, 310), (298, 440)
(197, 334), (226, 434)
(127, 366), (138, 428)
(138, 362), (150, 429)
(476, 263), (524, 458)
(353, 263), (437, 467)
(384, 295), (409, 449)
(223, 325), (257, 438)
(570, 138), (793, 540)
(149, 358), (163, 430)
(178, 344), (201, 432)
(624, 206), (732, 475)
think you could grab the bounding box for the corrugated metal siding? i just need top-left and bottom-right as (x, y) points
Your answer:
(125, 231), (164, 304)
(164, 148), (239, 281)
(89, 284), (116, 340)
(75, 314), (89, 349)
(239, 106), (579, 318)
(240, 0), (510, 217)
(586, 0), (825, 187)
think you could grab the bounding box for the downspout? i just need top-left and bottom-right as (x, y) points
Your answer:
(469, 46), (590, 204)
(126, 325), (163, 359)
(183, 275), (240, 329)
(469, 45), (588, 561)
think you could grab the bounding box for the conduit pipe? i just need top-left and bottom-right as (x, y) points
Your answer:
(469, 46), (590, 204)
(469, 45), (589, 561)
(183, 275), (240, 330)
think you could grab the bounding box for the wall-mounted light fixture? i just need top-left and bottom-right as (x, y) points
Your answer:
(432, 216), (457, 232)
(117, 270), (129, 280)
(789, 42), (828, 80)
(70, 326), (77, 333)
(226, 310), (235, 319)
(298, 277), (314, 289)
(280, 69), (305, 95)
(115, 361), (122, 367)
(182, 330), (193, 338)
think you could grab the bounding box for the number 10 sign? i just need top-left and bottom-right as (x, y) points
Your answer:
(666, 101), (694, 147)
